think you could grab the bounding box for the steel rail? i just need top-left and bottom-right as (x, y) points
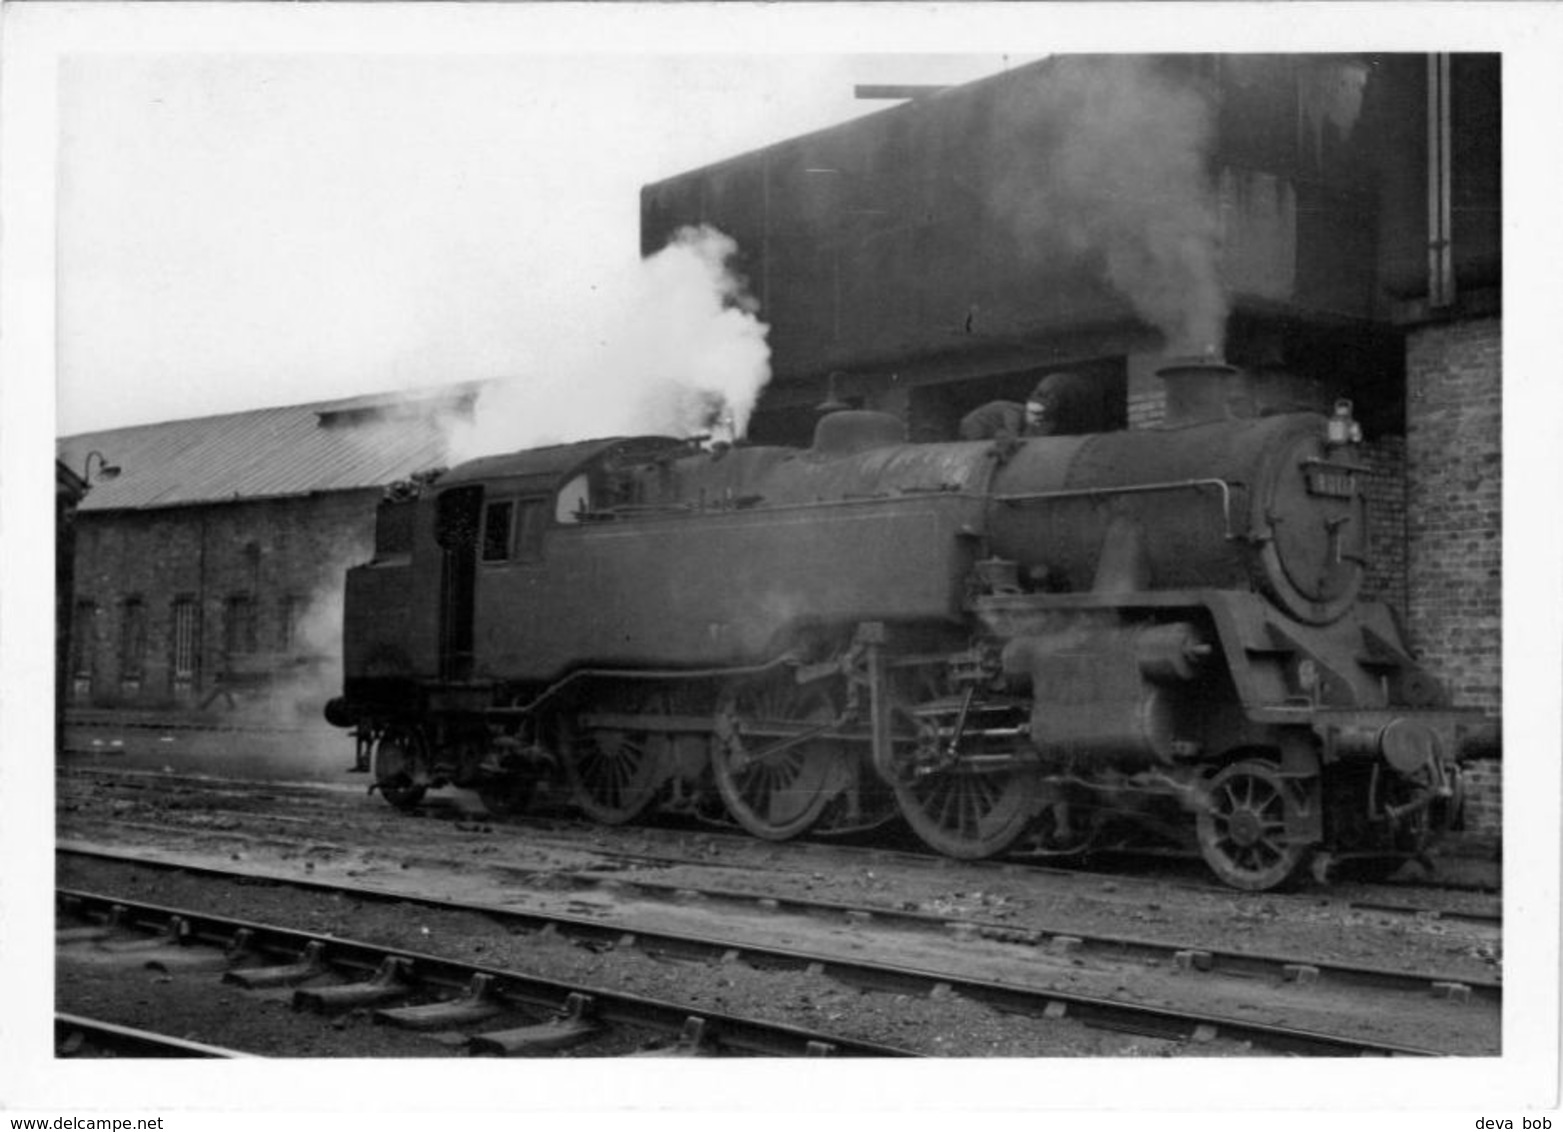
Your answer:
(1344, 899), (1503, 927)
(55, 1012), (255, 1058)
(59, 855), (1450, 1057)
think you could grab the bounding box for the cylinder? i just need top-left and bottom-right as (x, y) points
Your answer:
(1001, 623), (1196, 768)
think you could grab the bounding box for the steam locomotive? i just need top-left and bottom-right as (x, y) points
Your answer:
(327, 360), (1488, 890)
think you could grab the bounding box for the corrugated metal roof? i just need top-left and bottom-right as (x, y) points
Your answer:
(57, 386), (475, 512)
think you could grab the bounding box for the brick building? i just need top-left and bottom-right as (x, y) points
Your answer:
(56, 387), (466, 715)
(56, 460), (89, 750)
(641, 53), (1502, 829)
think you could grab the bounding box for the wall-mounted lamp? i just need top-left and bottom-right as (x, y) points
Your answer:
(82, 450), (121, 483)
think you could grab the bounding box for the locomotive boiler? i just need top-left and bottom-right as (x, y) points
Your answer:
(328, 360), (1486, 890)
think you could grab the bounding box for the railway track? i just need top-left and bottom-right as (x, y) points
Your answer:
(59, 848), (1486, 1056)
(57, 888), (915, 1058)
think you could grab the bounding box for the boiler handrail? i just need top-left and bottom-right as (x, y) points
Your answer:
(990, 477), (1241, 541)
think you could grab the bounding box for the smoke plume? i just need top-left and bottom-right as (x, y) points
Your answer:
(990, 56), (1228, 356)
(445, 225), (770, 461)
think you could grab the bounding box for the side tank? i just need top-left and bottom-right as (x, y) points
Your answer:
(469, 414), (1001, 677)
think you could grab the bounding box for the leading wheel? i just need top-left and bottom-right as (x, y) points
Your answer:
(711, 677), (841, 840)
(477, 776), (534, 817)
(1196, 758), (1308, 890)
(558, 696), (670, 825)
(373, 727), (428, 810)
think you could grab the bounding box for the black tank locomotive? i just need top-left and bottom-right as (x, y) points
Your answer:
(329, 361), (1484, 890)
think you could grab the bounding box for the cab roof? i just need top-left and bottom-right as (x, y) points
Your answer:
(435, 436), (683, 492)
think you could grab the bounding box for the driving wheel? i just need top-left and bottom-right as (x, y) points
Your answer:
(711, 677), (841, 840)
(893, 762), (1038, 859)
(886, 663), (1038, 859)
(373, 727), (428, 810)
(559, 697), (669, 824)
(1196, 758), (1309, 890)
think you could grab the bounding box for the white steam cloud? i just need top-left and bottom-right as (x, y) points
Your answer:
(445, 225), (770, 461)
(992, 56), (1229, 356)
(224, 552), (366, 729)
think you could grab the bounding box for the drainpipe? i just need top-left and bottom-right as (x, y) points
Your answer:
(1426, 54), (1455, 310)
(198, 507), (209, 701)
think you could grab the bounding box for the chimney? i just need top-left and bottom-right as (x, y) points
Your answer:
(1155, 357), (1241, 428)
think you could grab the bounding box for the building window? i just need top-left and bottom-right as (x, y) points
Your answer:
(172, 597), (200, 682)
(119, 598), (146, 681)
(225, 594), (258, 656)
(482, 501), (513, 561)
(71, 600), (97, 678)
(279, 596), (302, 653)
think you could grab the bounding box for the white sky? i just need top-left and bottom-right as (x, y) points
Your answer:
(7, 2), (1563, 1123)
(54, 48), (1036, 436)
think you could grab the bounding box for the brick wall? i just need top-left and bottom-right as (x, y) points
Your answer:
(1459, 758), (1502, 838)
(1358, 436), (1408, 616)
(69, 491), (377, 709)
(1404, 317), (1502, 714)
(1126, 388), (1166, 430)
(1403, 316), (1502, 835)
(1125, 353), (1167, 429)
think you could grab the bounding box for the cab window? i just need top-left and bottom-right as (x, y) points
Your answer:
(482, 497), (549, 562)
(515, 498), (548, 561)
(481, 501), (513, 561)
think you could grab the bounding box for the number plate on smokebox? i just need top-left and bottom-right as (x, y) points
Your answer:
(1305, 469), (1356, 499)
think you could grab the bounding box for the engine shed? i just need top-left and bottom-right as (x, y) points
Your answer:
(639, 53), (1502, 832)
(56, 387), (466, 720)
